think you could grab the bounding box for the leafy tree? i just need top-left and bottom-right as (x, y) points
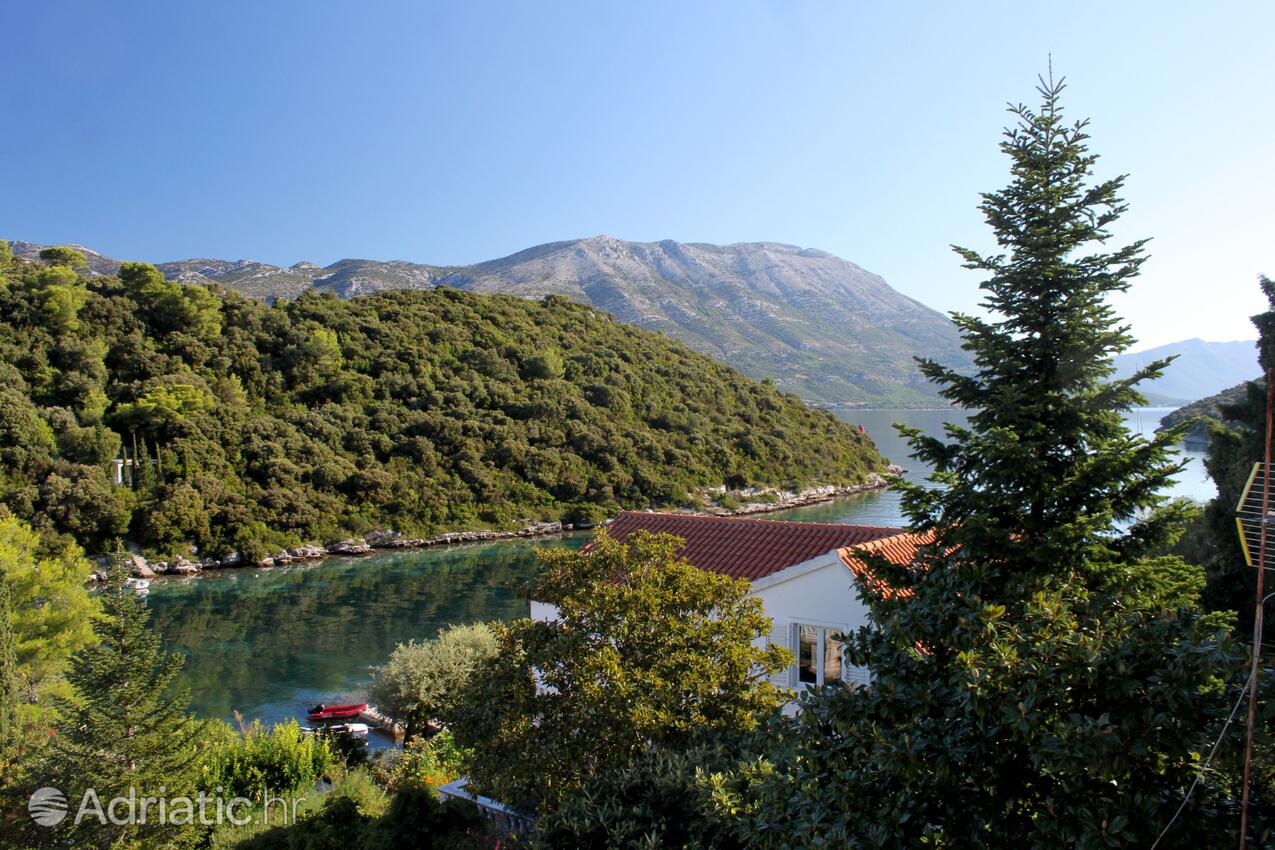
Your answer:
(368, 622), (498, 741)
(38, 557), (207, 849)
(34, 264), (89, 333)
(448, 530), (790, 811)
(530, 740), (761, 850)
(0, 516), (96, 715)
(38, 245), (88, 270)
(0, 239), (12, 265)
(748, 75), (1248, 849)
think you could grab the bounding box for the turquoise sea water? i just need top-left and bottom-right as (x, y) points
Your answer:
(142, 408), (1212, 726)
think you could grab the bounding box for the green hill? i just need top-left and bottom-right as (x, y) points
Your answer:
(0, 246), (886, 560)
(10, 237), (969, 406)
(1157, 381), (1254, 446)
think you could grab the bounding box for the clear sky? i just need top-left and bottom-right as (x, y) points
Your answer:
(2, 1), (1270, 349)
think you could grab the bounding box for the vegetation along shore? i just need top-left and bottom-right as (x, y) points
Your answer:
(0, 243), (887, 571)
(91, 476), (899, 580)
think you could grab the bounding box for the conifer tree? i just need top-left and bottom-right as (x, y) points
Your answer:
(755, 74), (1248, 850)
(39, 554), (206, 850)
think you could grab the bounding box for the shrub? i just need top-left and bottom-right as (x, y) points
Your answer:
(206, 718), (336, 802)
(374, 731), (468, 792)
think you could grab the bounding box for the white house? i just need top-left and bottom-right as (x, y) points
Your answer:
(530, 510), (930, 710)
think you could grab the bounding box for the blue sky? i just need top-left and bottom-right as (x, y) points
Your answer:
(2, 1), (1270, 348)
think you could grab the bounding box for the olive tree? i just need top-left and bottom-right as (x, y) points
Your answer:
(368, 622), (498, 741)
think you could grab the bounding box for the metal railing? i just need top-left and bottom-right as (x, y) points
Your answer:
(436, 778), (536, 836)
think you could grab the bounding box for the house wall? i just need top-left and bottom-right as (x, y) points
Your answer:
(749, 553), (872, 712)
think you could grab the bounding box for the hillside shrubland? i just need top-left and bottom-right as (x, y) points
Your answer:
(0, 246), (884, 559)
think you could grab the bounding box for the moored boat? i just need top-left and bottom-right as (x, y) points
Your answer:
(306, 702), (367, 722)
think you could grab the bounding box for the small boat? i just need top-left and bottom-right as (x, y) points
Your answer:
(328, 723), (369, 738)
(306, 702), (367, 722)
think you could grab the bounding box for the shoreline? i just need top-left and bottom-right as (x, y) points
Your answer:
(96, 473), (900, 584)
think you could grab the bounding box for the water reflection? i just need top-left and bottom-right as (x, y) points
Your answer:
(145, 536), (585, 726)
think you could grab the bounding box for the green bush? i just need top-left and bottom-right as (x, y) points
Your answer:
(374, 731), (468, 792)
(207, 719), (336, 802)
(531, 745), (753, 849)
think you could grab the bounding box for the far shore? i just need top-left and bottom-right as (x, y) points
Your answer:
(96, 474), (900, 585)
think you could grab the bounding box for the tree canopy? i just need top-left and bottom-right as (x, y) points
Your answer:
(0, 251), (885, 560)
(368, 622), (498, 741)
(448, 530), (790, 811)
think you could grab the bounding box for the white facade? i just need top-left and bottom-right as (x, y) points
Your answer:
(748, 551), (872, 712)
(529, 549), (871, 713)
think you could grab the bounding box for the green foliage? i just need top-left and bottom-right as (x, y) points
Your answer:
(0, 579), (16, 747)
(373, 731), (468, 792)
(0, 516), (96, 716)
(0, 239), (12, 265)
(206, 718), (337, 802)
(368, 623), (498, 741)
(361, 785), (487, 850)
(0, 257), (883, 558)
(219, 769), (487, 850)
(38, 558), (206, 849)
(531, 742), (761, 850)
(38, 245), (88, 270)
(1175, 276), (1275, 632)
(34, 264), (90, 332)
(1157, 380), (1248, 445)
(448, 530), (791, 811)
(745, 76), (1251, 849)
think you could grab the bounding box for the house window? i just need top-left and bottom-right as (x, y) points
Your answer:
(792, 624), (845, 687)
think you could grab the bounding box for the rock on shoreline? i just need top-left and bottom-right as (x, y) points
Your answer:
(90, 474), (897, 582)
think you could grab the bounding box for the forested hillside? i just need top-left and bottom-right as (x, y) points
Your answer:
(11, 237), (968, 406)
(0, 243), (885, 560)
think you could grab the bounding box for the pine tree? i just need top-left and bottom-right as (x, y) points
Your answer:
(754, 74), (1248, 849)
(39, 553), (206, 850)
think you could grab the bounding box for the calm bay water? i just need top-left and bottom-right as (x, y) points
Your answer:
(144, 407), (1213, 726)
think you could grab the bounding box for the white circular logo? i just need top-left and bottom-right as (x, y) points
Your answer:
(28, 787), (68, 827)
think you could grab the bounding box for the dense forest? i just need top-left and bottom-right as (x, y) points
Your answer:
(0, 243), (885, 560)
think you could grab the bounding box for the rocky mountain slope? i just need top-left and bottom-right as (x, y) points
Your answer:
(10, 236), (966, 405)
(1113, 338), (1259, 405)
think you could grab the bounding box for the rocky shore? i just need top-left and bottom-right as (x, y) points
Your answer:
(91, 471), (901, 582)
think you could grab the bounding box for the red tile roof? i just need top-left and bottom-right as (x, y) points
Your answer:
(598, 511), (904, 581)
(837, 529), (937, 598)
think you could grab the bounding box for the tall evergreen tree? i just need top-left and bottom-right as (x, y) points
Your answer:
(38, 554), (206, 850)
(750, 75), (1248, 849)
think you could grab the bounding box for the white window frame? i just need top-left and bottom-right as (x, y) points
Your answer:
(791, 622), (845, 687)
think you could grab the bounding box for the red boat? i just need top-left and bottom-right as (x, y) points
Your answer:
(306, 702), (367, 722)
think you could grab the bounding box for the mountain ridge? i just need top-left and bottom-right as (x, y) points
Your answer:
(1112, 337), (1259, 405)
(10, 236), (965, 406)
